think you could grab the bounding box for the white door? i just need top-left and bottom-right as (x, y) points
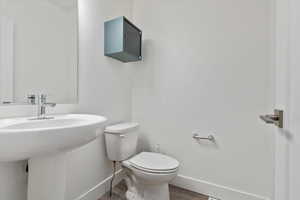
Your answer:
(274, 0), (300, 199)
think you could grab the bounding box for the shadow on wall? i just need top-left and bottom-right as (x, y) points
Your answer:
(137, 131), (152, 152)
(132, 39), (156, 88)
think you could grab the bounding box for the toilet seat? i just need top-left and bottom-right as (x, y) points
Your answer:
(128, 163), (178, 174)
(125, 152), (179, 174)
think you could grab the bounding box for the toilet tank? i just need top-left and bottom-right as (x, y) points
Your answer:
(104, 122), (139, 161)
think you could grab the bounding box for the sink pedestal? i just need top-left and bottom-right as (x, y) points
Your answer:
(0, 114), (107, 200)
(27, 152), (68, 200)
(0, 153), (71, 200)
(0, 161), (27, 200)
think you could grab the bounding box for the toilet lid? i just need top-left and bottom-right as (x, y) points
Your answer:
(128, 152), (179, 172)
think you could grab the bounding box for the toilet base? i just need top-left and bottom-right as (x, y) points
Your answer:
(124, 174), (170, 200)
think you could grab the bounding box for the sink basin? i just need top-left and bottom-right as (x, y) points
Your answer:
(0, 114), (107, 162)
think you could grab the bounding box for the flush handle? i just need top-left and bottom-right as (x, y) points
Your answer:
(260, 109), (283, 128)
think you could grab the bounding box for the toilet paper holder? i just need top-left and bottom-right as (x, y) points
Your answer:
(192, 133), (215, 142)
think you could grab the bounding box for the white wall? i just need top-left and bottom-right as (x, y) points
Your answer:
(65, 0), (133, 199)
(131, 0), (274, 199)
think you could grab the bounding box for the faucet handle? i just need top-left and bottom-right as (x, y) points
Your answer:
(39, 94), (47, 100)
(38, 94), (49, 104)
(39, 94), (56, 107)
(27, 94), (36, 104)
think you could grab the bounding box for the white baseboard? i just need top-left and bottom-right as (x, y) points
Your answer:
(171, 174), (270, 200)
(73, 169), (124, 200)
(73, 172), (270, 200)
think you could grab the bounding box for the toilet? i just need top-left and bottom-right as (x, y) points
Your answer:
(104, 122), (179, 200)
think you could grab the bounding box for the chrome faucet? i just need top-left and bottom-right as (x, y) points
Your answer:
(37, 94), (56, 119)
(27, 94), (56, 119)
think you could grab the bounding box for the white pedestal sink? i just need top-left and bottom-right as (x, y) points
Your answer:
(0, 114), (107, 200)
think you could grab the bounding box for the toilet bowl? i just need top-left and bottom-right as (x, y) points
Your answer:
(122, 152), (179, 200)
(123, 152), (179, 184)
(104, 123), (180, 200)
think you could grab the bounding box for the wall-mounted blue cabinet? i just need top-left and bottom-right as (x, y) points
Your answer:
(104, 16), (142, 63)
